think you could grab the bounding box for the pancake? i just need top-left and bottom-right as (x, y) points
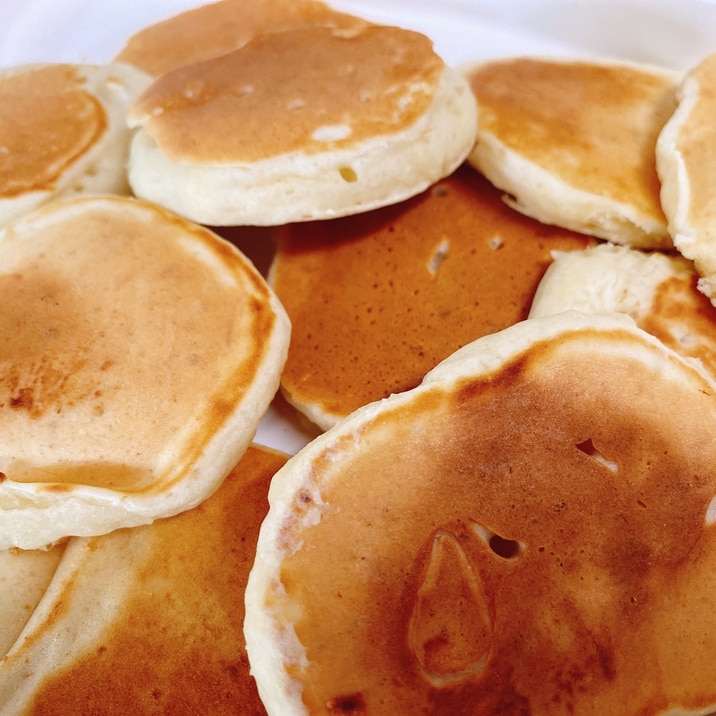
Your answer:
(0, 62), (150, 228)
(0, 444), (287, 715)
(127, 24), (477, 226)
(656, 51), (716, 305)
(245, 311), (716, 715)
(0, 194), (289, 551)
(529, 243), (716, 381)
(0, 545), (65, 659)
(269, 165), (594, 430)
(462, 56), (679, 248)
(114, 0), (365, 78)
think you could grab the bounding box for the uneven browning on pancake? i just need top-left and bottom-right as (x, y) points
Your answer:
(114, 0), (365, 77)
(270, 166), (593, 430)
(657, 52), (716, 305)
(0, 195), (290, 550)
(0, 445), (287, 715)
(530, 243), (716, 382)
(127, 24), (477, 225)
(0, 62), (150, 228)
(245, 313), (716, 715)
(463, 57), (679, 248)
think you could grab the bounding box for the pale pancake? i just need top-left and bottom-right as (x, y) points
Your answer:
(114, 0), (365, 77)
(245, 311), (716, 715)
(0, 62), (150, 228)
(0, 545), (65, 658)
(270, 165), (593, 430)
(657, 51), (716, 305)
(530, 243), (716, 381)
(463, 57), (679, 248)
(0, 444), (287, 715)
(127, 24), (477, 226)
(0, 195), (289, 550)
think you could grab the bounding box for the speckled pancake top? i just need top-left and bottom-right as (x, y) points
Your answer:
(128, 23), (444, 163)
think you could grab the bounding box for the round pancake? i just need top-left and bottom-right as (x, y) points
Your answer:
(462, 56), (679, 249)
(656, 51), (716, 305)
(529, 243), (716, 381)
(0, 194), (289, 551)
(114, 0), (365, 78)
(269, 165), (593, 430)
(245, 311), (716, 715)
(0, 444), (287, 715)
(127, 24), (477, 226)
(0, 62), (150, 228)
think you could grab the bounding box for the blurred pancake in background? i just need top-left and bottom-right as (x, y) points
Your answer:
(657, 51), (716, 304)
(0, 62), (150, 228)
(114, 0), (365, 78)
(463, 56), (679, 248)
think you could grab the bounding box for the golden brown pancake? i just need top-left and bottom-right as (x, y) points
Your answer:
(270, 165), (594, 430)
(0, 62), (150, 228)
(127, 24), (477, 226)
(0, 444), (287, 715)
(657, 51), (716, 305)
(0, 194), (289, 550)
(463, 56), (679, 248)
(529, 243), (716, 382)
(114, 0), (365, 77)
(245, 312), (716, 715)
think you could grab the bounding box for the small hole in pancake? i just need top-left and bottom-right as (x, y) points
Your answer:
(472, 521), (523, 560)
(575, 438), (618, 472)
(327, 692), (366, 713)
(427, 238), (450, 276)
(488, 534), (522, 560)
(488, 236), (503, 250)
(339, 166), (357, 182)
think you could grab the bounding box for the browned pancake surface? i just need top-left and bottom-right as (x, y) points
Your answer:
(129, 24), (443, 163)
(269, 323), (716, 714)
(271, 166), (593, 423)
(115, 0), (364, 77)
(466, 57), (676, 222)
(0, 65), (105, 198)
(17, 445), (287, 715)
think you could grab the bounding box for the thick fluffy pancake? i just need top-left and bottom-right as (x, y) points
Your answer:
(529, 243), (716, 381)
(0, 444), (287, 715)
(657, 52), (716, 304)
(127, 24), (477, 226)
(463, 57), (679, 248)
(0, 195), (289, 550)
(114, 0), (364, 78)
(0, 62), (150, 228)
(270, 166), (593, 430)
(245, 312), (716, 715)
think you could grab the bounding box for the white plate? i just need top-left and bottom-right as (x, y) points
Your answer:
(2, 0), (715, 455)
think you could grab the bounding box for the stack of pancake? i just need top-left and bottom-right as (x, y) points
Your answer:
(2, 0), (716, 714)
